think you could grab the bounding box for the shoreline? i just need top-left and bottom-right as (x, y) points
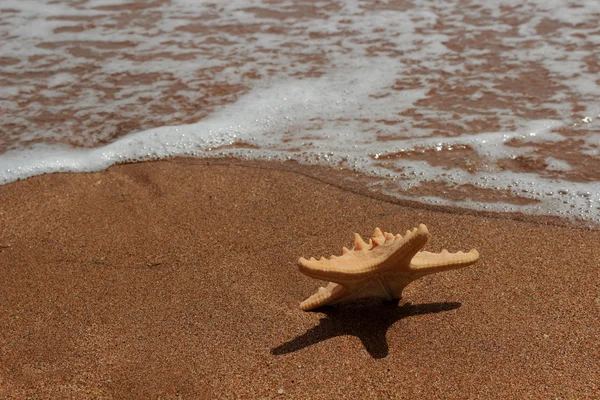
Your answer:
(184, 157), (600, 231)
(6, 156), (595, 230)
(1, 159), (599, 398)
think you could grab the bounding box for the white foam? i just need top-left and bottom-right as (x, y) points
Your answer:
(47, 73), (77, 88)
(2, 74), (599, 225)
(545, 157), (572, 172)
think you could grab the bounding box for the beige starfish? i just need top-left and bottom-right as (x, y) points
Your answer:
(298, 224), (479, 311)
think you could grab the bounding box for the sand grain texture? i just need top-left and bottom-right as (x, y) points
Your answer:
(1, 160), (599, 399)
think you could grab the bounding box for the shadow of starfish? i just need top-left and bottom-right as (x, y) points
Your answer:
(271, 300), (461, 359)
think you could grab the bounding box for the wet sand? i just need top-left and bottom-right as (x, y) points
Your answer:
(1, 159), (599, 399)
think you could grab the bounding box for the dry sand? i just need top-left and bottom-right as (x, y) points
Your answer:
(1, 159), (599, 399)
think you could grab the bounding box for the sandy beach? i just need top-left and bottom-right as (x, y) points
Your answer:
(0, 159), (598, 398)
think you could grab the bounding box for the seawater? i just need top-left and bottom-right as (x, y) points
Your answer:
(1, 0), (599, 226)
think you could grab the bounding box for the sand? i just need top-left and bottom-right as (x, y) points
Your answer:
(0, 159), (599, 399)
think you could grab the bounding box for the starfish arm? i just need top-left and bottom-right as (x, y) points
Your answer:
(409, 249), (479, 275)
(383, 224), (431, 267)
(298, 254), (371, 283)
(300, 282), (350, 311)
(298, 224), (431, 283)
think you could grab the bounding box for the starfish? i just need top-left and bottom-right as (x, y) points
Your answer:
(298, 224), (479, 311)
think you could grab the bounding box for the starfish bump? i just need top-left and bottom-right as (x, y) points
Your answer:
(298, 224), (479, 311)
